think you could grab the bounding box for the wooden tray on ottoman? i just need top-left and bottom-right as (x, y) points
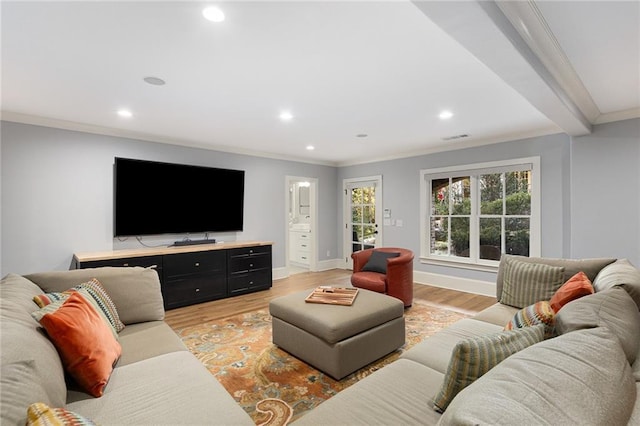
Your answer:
(305, 287), (359, 306)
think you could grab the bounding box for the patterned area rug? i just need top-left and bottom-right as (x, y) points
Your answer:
(175, 301), (468, 426)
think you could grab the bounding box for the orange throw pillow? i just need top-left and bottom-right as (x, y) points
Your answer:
(549, 271), (594, 313)
(37, 292), (121, 397)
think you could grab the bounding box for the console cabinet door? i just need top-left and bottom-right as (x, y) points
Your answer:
(227, 245), (272, 294)
(163, 251), (227, 309)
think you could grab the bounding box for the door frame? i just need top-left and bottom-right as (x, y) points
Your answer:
(285, 175), (319, 274)
(343, 175), (383, 269)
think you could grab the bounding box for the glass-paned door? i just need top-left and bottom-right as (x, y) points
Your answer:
(344, 176), (382, 269)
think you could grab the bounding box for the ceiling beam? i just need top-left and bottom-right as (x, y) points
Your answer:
(412, 0), (592, 136)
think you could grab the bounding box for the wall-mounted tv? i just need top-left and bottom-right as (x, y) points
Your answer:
(114, 157), (244, 237)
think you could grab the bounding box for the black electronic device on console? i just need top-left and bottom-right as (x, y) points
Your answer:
(170, 238), (216, 247)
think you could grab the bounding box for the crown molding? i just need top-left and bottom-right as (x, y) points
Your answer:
(594, 107), (640, 125)
(0, 111), (337, 167)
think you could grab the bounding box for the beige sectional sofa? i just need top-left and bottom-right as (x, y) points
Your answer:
(294, 255), (640, 425)
(3, 256), (640, 425)
(0, 267), (254, 425)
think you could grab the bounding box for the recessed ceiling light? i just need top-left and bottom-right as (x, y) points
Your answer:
(306, 145), (315, 151)
(143, 76), (166, 86)
(279, 111), (293, 121)
(117, 109), (133, 118)
(202, 6), (225, 22)
(439, 110), (454, 120)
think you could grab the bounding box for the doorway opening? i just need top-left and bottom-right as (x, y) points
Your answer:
(343, 176), (383, 270)
(285, 176), (318, 275)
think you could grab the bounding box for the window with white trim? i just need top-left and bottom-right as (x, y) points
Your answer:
(420, 157), (541, 269)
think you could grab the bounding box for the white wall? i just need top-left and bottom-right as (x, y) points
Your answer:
(570, 118), (640, 265)
(0, 122), (338, 275)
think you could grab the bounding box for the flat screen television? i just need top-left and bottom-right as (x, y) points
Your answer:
(114, 157), (244, 237)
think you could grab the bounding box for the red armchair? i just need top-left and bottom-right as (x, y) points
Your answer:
(350, 247), (414, 307)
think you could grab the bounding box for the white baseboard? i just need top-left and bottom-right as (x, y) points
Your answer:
(273, 259), (343, 281)
(273, 267), (288, 281)
(414, 270), (496, 297)
(276, 264), (495, 297)
(315, 258), (344, 271)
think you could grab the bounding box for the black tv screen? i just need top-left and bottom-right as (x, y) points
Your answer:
(114, 157), (244, 237)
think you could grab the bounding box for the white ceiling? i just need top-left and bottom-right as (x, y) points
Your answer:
(2, 1), (638, 166)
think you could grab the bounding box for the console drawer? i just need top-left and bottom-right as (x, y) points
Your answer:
(162, 275), (226, 309)
(164, 251), (226, 278)
(228, 270), (272, 294)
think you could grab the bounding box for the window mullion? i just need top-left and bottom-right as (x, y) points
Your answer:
(469, 175), (478, 262)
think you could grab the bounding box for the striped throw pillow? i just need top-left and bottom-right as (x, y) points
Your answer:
(500, 258), (565, 308)
(27, 402), (96, 426)
(504, 300), (555, 338)
(33, 278), (125, 333)
(433, 324), (545, 412)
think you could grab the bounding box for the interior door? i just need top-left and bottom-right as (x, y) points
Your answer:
(344, 176), (382, 269)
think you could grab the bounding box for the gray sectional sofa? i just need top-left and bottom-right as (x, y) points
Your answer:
(294, 256), (640, 425)
(0, 267), (254, 425)
(3, 256), (640, 425)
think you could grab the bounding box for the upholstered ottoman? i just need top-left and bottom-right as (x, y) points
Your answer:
(269, 287), (405, 380)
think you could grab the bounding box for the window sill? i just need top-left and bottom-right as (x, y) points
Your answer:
(419, 257), (499, 273)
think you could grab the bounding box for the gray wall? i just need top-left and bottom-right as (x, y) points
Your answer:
(570, 118), (640, 263)
(0, 122), (338, 275)
(2, 118), (638, 281)
(337, 132), (571, 283)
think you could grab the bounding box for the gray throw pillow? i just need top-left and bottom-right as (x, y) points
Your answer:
(361, 251), (400, 274)
(439, 327), (636, 426)
(555, 286), (640, 364)
(499, 257), (565, 308)
(593, 259), (640, 310)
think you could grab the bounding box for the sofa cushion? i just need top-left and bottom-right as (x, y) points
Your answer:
(549, 271), (594, 312)
(471, 302), (519, 326)
(555, 286), (640, 365)
(34, 278), (125, 333)
(438, 327), (636, 426)
(1, 360), (53, 426)
(25, 267), (164, 325)
(593, 259), (640, 309)
(361, 251), (400, 274)
(65, 351), (254, 425)
(495, 255), (616, 301)
(433, 324), (544, 412)
(400, 318), (503, 374)
(27, 402), (96, 426)
(0, 274), (68, 412)
(499, 256), (564, 308)
(504, 301), (555, 338)
(33, 292), (122, 397)
(292, 359), (445, 426)
(116, 321), (187, 367)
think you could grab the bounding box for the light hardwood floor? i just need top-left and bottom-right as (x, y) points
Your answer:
(164, 269), (497, 330)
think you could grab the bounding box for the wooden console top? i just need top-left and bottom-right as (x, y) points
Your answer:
(73, 240), (274, 262)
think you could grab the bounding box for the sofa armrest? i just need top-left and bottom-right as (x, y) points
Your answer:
(25, 267), (164, 325)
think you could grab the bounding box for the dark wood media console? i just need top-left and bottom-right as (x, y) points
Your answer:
(71, 241), (273, 310)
